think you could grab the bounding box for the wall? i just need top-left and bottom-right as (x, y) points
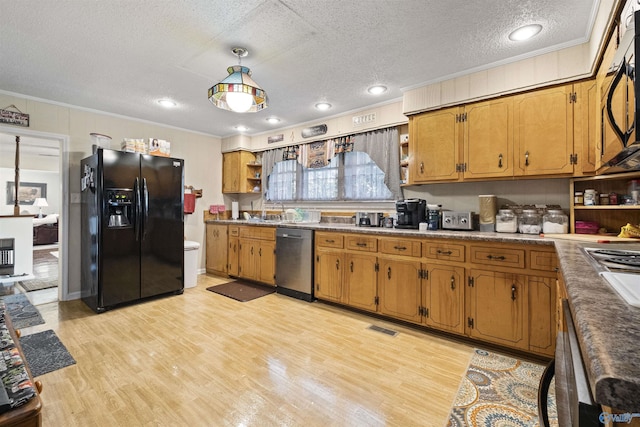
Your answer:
(0, 168), (60, 216)
(0, 93), (222, 299)
(402, 0), (618, 114)
(402, 178), (571, 214)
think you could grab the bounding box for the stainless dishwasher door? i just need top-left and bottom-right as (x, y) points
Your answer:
(276, 228), (314, 301)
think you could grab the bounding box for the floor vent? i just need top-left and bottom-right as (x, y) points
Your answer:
(367, 325), (398, 337)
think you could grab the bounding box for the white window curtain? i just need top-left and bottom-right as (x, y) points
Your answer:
(265, 126), (402, 202)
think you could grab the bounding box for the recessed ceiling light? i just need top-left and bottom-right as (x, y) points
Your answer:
(367, 85), (387, 95)
(235, 125), (248, 132)
(266, 117), (280, 124)
(508, 24), (543, 41)
(157, 99), (177, 108)
(315, 102), (332, 111)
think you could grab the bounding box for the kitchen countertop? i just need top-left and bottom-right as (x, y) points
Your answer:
(207, 219), (640, 411)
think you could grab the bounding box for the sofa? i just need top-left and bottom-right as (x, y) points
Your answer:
(33, 214), (59, 245)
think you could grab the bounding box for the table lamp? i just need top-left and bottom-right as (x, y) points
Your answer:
(34, 198), (48, 218)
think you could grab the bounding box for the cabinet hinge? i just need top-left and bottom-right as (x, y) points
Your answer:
(455, 163), (468, 172)
(375, 262), (379, 272)
(467, 317), (474, 329)
(468, 276), (474, 287)
(569, 92), (577, 103)
(569, 153), (578, 165)
(374, 296), (379, 305)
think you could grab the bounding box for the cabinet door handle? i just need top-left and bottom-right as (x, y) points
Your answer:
(394, 246), (407, 251)
(336, 259), (340, 270)
(420, 161), (424, 174)
(451, 275), (456, 290)
(388, 266), (392, 280)
(498, 153), (503, 168)
(487, 255), (505, 261)
(326, 239), (335, 243)
(350, 261), (354, 272)
(259, 248), (262, 256)
(525, 151), (529, 166)
(437, 249), (452, 255)
(356, 242), (367, 247)
(511, 285), (517, 301)
(250, 247), (253, 255)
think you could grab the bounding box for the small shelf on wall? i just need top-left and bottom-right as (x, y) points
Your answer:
(570, 171), (640, 233)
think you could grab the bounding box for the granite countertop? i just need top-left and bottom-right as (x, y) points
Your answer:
(208, 219), (555, 245)
(207, 219), (640, 411)
(554, 240), (640, 412)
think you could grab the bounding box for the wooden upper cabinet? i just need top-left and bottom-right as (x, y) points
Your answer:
(463, 97), (514, 179)
(513, 84), (575, 176)
(574, 79), (598, 176)
(222, 150), (256, 193)
(409, 106), (462, 183)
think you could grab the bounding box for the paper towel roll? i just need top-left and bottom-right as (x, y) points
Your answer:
(478, 195), (497, 225)
(231, 201), (239, 220)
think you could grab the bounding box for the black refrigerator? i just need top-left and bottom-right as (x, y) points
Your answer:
(80, 148), (184, 313)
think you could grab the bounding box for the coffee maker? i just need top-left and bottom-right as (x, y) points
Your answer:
(395, 199), (426, 229)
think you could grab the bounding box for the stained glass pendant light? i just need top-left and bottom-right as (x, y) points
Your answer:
(208, 47), (268, 113)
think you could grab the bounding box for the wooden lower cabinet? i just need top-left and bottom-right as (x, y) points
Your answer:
(228, 227), (239, 276)
(205, 223), (228, 276)
(236, 226), (276, 286)
(423, 264), (465, 334)
(315, 249), (344, 302)
(467, 268), (556, 356)
(239, 238), (276, 285)
(528, 275), (556, 355)
(312, 230), (558, 357)
(344, 253), (378, 312)
(468, 269), (528, 350)
(377, 257), (422, 323)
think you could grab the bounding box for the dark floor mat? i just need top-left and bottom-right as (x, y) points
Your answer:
(206, 281), (275, 302)
(20, 330), (76, 377)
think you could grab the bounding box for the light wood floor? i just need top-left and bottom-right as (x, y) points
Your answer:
(25, 274), (475, 427)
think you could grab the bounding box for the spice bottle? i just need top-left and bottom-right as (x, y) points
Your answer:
(574, 191), (584, 206)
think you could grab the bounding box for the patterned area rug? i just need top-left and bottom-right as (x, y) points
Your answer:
(447, 349), (557, 427)
(20, 330), (76, 377)
(1, 294), (45, 329)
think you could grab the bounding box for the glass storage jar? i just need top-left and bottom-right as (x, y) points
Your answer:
(542, 209), (568, 234)
(495, 209), (518, 233)
(518, 209), (542, 234)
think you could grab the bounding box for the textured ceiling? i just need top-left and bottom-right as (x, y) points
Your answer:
(0, 0), (600, 141)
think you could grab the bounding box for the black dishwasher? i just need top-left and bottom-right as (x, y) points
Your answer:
(275, 228), (314, 301)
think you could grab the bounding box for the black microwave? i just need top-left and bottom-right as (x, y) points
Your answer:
(602, 8), (640, 171)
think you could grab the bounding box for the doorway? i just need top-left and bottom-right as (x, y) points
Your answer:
(0, 126), (70, 303)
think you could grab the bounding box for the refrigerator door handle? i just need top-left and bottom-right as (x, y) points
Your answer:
(134, 178), (141, 241)
(143, 177), (149, 240)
